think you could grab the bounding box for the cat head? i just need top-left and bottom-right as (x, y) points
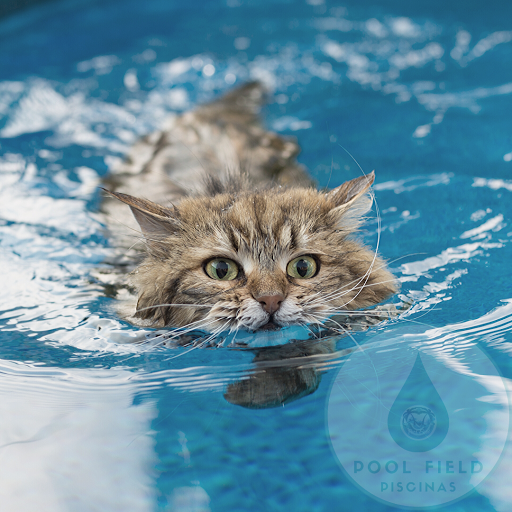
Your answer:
(107, 171), (397, 334)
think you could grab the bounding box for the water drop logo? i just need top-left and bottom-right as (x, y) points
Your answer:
(327, 327), (509, 508)
(387, 353), (449, 452)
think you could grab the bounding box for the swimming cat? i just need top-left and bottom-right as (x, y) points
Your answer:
(102, 82), (397, 338)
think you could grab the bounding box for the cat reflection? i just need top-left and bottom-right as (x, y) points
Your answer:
(223, 307), (397, 408)
(224, 337), (339, 409)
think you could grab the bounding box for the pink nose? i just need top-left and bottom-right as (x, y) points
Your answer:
(257, 294), (285, 314)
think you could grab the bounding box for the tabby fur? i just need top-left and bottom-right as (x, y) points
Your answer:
(104, 83), (397, 333)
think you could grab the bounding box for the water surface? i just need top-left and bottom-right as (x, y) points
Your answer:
(1, 0), (512, 510)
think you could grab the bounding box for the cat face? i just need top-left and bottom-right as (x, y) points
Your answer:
(108, 172), (397, 333)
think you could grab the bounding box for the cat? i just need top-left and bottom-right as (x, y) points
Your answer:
(102, 82), (397, 340)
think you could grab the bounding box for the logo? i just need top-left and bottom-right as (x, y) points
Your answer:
(401, 405), (436, 440)
(327, 327), (508, 508)
(386, 352), (449, 453)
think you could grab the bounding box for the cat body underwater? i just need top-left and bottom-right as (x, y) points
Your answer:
(102, 82), (397, 337)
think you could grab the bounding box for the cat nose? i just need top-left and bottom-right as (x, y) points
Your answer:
(257, 293), (285, 314)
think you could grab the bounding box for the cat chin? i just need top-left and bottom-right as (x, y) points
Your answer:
(256, 321), (281, 332)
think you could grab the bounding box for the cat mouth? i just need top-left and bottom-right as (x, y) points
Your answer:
(257, 321), (281, 331)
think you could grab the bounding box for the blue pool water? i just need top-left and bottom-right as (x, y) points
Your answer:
(1, 0), (512, 510)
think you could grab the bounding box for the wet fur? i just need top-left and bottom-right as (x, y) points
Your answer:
(104, 83), (397, 333)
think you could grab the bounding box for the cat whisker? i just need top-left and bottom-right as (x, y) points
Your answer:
(102, 212), (171, 248)
(303, 252), (393, 306)
(318, 284), (398, 311)
(161, 339), (206, 360)
(229, 326), (243, 346)
(112, 332), (172, 364)
(126, 238), (144, 252)
(169, 318), (221, 338)
(382, 252), (427, 267)
(300, 249), (380, 298)
(304, 245), (397, 306)
(196, 320), (232, 347)
(303, 278), (368, 306)
(139, 318), (221, 349)
(392, 315), (436, 329)
(149, 318), (228, 356)
(307, 278), (401, 307)
(301, 312), (331, 329)
(306, 310), (376, 333)
(301, 321), (321, 340)
(321, 309), (395, 317)
(384, 301), (439, 327)
(135, 303), (214, 313)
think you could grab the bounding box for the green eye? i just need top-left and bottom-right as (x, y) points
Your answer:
(287, 256), (317, 279)
(205, 258), (239, 281)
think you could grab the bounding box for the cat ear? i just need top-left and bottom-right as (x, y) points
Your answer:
(102, 189), (179, 237)
(326, 171), (375, 228)
(326, 171), (375, 209)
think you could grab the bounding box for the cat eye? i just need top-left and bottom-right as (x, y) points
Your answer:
(205, 258), (239, 281)
(287, 256), (317, 279)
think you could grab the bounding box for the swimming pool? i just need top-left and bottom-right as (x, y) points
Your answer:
(1, 0), (512, 510)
